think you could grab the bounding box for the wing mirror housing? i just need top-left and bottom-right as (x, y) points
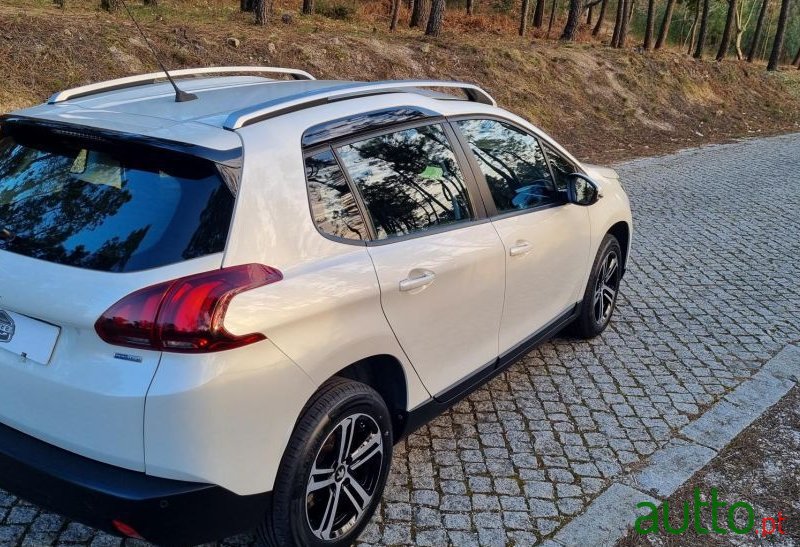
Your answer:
(567, 173), (601, 206)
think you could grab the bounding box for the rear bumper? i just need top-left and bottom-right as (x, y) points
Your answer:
(0, 420), (271, 546)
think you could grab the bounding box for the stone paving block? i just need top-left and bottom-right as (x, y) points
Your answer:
(623, 438), (717, 498)
(723, 369), (795, 413)
(551, 483), (657, 547)
(760, 344), (800, 381)
(681, 400), (762, 451)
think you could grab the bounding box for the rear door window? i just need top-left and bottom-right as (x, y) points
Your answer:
(0, 125), (235, 272)
(335, 124), (474, 240)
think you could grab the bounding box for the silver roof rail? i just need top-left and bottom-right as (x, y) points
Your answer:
(48, 66), (316, 104)
(223, 80), (497, 130)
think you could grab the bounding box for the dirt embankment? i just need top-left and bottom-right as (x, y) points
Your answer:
(1, 2), (799, 163)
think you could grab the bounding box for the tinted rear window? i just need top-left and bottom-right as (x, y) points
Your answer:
(0, 126), (235, 272)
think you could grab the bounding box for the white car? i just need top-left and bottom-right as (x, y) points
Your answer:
(0, 67), (632, 546)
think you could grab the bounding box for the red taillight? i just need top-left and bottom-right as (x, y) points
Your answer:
(95, 264), (282, 353)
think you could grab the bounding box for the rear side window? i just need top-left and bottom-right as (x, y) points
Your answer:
(336, 124), (474, 240)
(0, 127), (235, 272)
(305, 149), (368, 241)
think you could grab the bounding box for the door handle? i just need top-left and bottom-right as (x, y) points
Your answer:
(509, 241), (532, 257)
(399, 270), (436, 292)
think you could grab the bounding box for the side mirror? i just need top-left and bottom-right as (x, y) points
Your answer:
(567, 173), (600, 206)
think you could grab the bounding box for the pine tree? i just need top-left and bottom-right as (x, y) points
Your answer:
(426, 0), (445, 36)
(655, 0), (675, 49)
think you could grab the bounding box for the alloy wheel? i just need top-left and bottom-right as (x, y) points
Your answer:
(305, 413), (384, 541)
(593, 250), (620, 325)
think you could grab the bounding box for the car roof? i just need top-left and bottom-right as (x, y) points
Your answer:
(7, 73), (498, 152)
(9, 77), (351, 150)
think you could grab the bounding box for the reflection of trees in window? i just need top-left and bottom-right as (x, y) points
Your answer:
(71, 230), (149, 271)
(305, 150), (367, 240)
(0, 138), (234, 272)
(337, 125), (474, 239)
(0, 143), (133, 267)
(183, 185), (237, 258)
(457, 120), (556, 212)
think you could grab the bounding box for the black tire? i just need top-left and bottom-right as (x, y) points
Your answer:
(258, 378), (393, 547)
(572, 234), (623, 339)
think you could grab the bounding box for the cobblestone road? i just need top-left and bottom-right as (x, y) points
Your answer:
(1, 133), (799, 547)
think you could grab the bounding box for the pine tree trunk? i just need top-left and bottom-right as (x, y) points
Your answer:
(587, 3), (594, 24)
(767, 0), (790, 70)
(467, 0), (475, 14)
(100, 0), (118, 11)
(520, 0), (531, 35)
(654, 0), (674, 49)
(611, 0), (624, 46)
(411, 0), (429, 27)
(302, 0), (314, 14)
(390, 0), (401, 29)
(747, 0), (768, 61)
(561, 0), (582, 39)
(733, 4), (745, 59)
(534, 0), (546, 26)
(618, 0), (632, 46)
(254, 0), (271, 24)
(643, 0), (656, 50)
(793, 44), (800, 66)
(693, 0), (710, 58)
(761, 8), (775, 59)
(425, 0), (445, 36)
(547, 0), (558, 37)
(592, 0), (607, 35)
(716, 0), (737, 60)
(686, 0), (700, 53)
(241, 0), (254, 11)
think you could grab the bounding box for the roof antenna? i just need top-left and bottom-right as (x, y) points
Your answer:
(118, 0), (197, 102)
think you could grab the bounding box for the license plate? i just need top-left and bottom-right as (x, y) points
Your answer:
(0, 309), (60, 365)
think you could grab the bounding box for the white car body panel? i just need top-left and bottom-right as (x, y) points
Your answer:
(365, 223), (505, 397)
(144, 339), (317, 495)
(492, 204), (591, 353)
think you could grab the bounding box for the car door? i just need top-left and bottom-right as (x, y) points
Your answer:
(334, 122), (506, 399)
(452, 118), (591, 355)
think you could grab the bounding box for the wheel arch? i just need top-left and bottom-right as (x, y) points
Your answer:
(606, 221), (631, 275)
(333, 354), (409, 441)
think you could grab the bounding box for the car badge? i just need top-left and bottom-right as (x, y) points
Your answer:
(0, 310), (15, 343)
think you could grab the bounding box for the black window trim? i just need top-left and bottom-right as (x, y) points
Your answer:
(539, 140), (579, 192)
(301, 106), (441, 149)
(446, 114), (582, 222)
(302, 118), (491, 247)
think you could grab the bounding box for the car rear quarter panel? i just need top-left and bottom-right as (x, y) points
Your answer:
(144, 339), (317, 495)
(218, 100), (435, 449)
